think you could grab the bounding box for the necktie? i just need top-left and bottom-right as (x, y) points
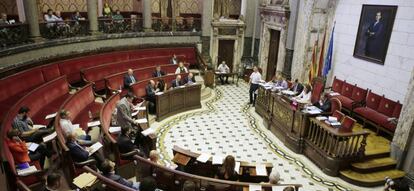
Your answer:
(130, 76), (135, 83)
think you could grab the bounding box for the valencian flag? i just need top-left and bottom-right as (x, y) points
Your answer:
(323, 23), (335, 77)
(308, 40), (318, 83)
(318, 30), (327, 77)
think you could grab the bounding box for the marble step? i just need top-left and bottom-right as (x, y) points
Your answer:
(339, 169), (405, 187)
(351, 157), (397, 173)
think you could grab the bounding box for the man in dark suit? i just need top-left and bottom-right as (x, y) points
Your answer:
(171, 74), (184, 88)
(365, 11), (385, 58)
(290, 79), (304, 95)
(123, 69), (137, 89)
(117, 126), (145, 156)
(66, 132), (105, 170)
(153, 65), (166, 77)
(145, 80), (158, 114)
(183, 72), (196, 85)
(101, 160), (140, 190)
(313, 93), (331, 112)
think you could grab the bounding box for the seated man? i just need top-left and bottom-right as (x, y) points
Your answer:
(59, 110), (100, 145)
(171, 75), (184, 88)
(101, 160), (139, 190)
(71, 11), (85, 25)
(0, 13), (10, 25)
(313, 93), (331, 112)
(117, 126), (144, 156)
(146, 80), (159, 114)
(66, 132), (105, 171)
(124, 69), (137, 89)
(44, 9), (58, 27)
(170, 54), (178, 65)
(175, 62), (188, 74)
(12, 106), (53, 143)
(217, 61), (230, 84)
(112, 10), (124, 23)
(7, 129), (52, 169)
(153, 65), (166, 77)
(290, 79), (304, 95)
(183, 72), (196, 85)
(45, 172), (63, 191)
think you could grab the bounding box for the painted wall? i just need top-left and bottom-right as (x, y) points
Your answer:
(0, 0), (17, 15)
(331, 0), (414, 102)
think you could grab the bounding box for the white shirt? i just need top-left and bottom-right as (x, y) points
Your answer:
(175, 66), (188, 74)
(218, 64), (230, 73)
(60, 118), (75, 136)
(250, 72), (262, 84)
(295, 90), (312, 104)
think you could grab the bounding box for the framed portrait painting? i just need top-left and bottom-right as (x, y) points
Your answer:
(353, 5), (398, 64)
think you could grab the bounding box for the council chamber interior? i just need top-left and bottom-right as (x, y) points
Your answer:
(0, 0), (413, 191)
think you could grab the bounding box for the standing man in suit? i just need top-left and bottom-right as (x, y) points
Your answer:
(290, 79), (304, 95)
(183, 72), (196, 85)
(249, 66), (262, 106)
(153, 65), (166, 77)
(116, 92), (138, 130)
(170, 54), (178, 65)
(146, 80), (158, 114)
(365, 11), (385, 58)
(124, 69), (137, 89)
(171, 75), (184, 88)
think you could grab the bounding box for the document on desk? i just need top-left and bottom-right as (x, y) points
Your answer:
(272, 186), (286, 191)
(212, 155), (224, 165)
(234, 161), (241, 173)
(255, 164), (267, 176)
(329, 92), (340, 96)
(32, 124), (46, 129)
(135, 118), (148, 124)
(196, 153), (211, 163)
(328, 116), (338, 121)
(73, 172), (97, 188)
(282, 90), (296, 96)
(316, 116), (328, 121)
(17, 166), (38, 176)
(141, 127), (155, 136)
(109, 126), (121, 134)
(87, 121), (100, 127)
(43, 132), (57, 142)
(131, 110), (139, 117)
(306, 108), (322, 114)
(155, 92), (164, 96)
(88, 142), (103, 156)
(45, 112), (57, 120)
(249, 184), (262, 191)
(28, 143), (39, 152)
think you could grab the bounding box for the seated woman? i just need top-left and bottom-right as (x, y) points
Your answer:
(66, 132), (105, 171)
(175, 62), (188, 74)
(271, 75), (288, 90)
(293, 84), (312, 104)
(215, 155), (239, 181)
(313, 93), (331, 112)
(101, 160), (139, 190)
(7, 129), (52, 170)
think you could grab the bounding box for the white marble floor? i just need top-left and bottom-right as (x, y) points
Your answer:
(151, 83), (384, 191)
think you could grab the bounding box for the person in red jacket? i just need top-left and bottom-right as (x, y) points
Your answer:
(7, 129), (51, 169)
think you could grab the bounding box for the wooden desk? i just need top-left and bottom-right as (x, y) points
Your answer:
(172, 146), (273, 183)
(156, 83), (201, 121)
(214, 72), (239, 86)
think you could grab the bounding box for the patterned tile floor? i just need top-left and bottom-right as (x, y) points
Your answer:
(151, 83), (384, 191)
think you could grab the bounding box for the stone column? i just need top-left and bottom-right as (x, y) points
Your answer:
(392, 69), (414, 168)
(240, 0), (247, 17)
(87, 0), (99, 34)
(23, 0), (41, 40)
(202, 0), (213, 37)
(143, 0), (152, 31)
(17, 0), (25, 22)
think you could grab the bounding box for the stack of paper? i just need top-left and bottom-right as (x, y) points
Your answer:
(32, 124), (46, 129)
(27, 143), (39, 152)
(328, 116), (338, 121)
(45, 112), (57, 120)
(255, 164), (267, 176)
(316, 116), (328, 121)
(282, 90), (296, 96)
(135, 118), (148, 124)
(212, 155), (224, 165)
(272, 186), (286, 191)
(73, 172), (97, 188)
(109, 126), (121, 134)
(196, 153), (211, 163)
(87, 121), (100, 127)
(234, 162), (241, 173)
(155, 92), (164, 96)
(17, 166), (37, 176)
(43, 132), (57, 142)
(131, 110), (139, 117)
(88, 142), (103, 156)
(249, 184), (262, 191)
(329, 92), (340, 96)
(141, 128), (155, 136)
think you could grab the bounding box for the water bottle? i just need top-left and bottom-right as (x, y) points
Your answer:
(88, 110), (93, 120)
(119, 85), (122, 93)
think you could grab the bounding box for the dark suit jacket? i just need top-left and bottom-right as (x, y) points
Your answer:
(183, 76), (196, 84)
(123, 74), (137, 88)
(290, 83), (304, 95)
(117, 134), (137, 154)
(152, 70), (166, 77)
(170, 58), (178, 65)
(171, 79), (184, 88)
(314, 99), (332, 112)
(67, 141), (89, 162)
(104, 173), (135, 189)
(145, 84), (156, 102)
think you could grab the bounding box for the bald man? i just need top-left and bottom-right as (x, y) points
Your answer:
(123, 69), (137, 89)
(171, 75), (184, 88)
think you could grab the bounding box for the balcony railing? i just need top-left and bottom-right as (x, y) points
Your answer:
(151, 17), (202, 32)
(98, 18), (144, 33)
(0, 23), (31, 48)
(40, 20), (90, 39)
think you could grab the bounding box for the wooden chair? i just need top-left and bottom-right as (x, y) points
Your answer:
(341, 116), (356, 133)
(328, 97), (342, 116)
(332, 110), (345, 123)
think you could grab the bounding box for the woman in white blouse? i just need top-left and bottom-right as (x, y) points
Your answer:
(294, 84), (312, 104)
(175, 61), (188, 74)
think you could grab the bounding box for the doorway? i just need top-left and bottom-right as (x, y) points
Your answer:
(266, 29), (280, 81)
(218, 40), (235, 72)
